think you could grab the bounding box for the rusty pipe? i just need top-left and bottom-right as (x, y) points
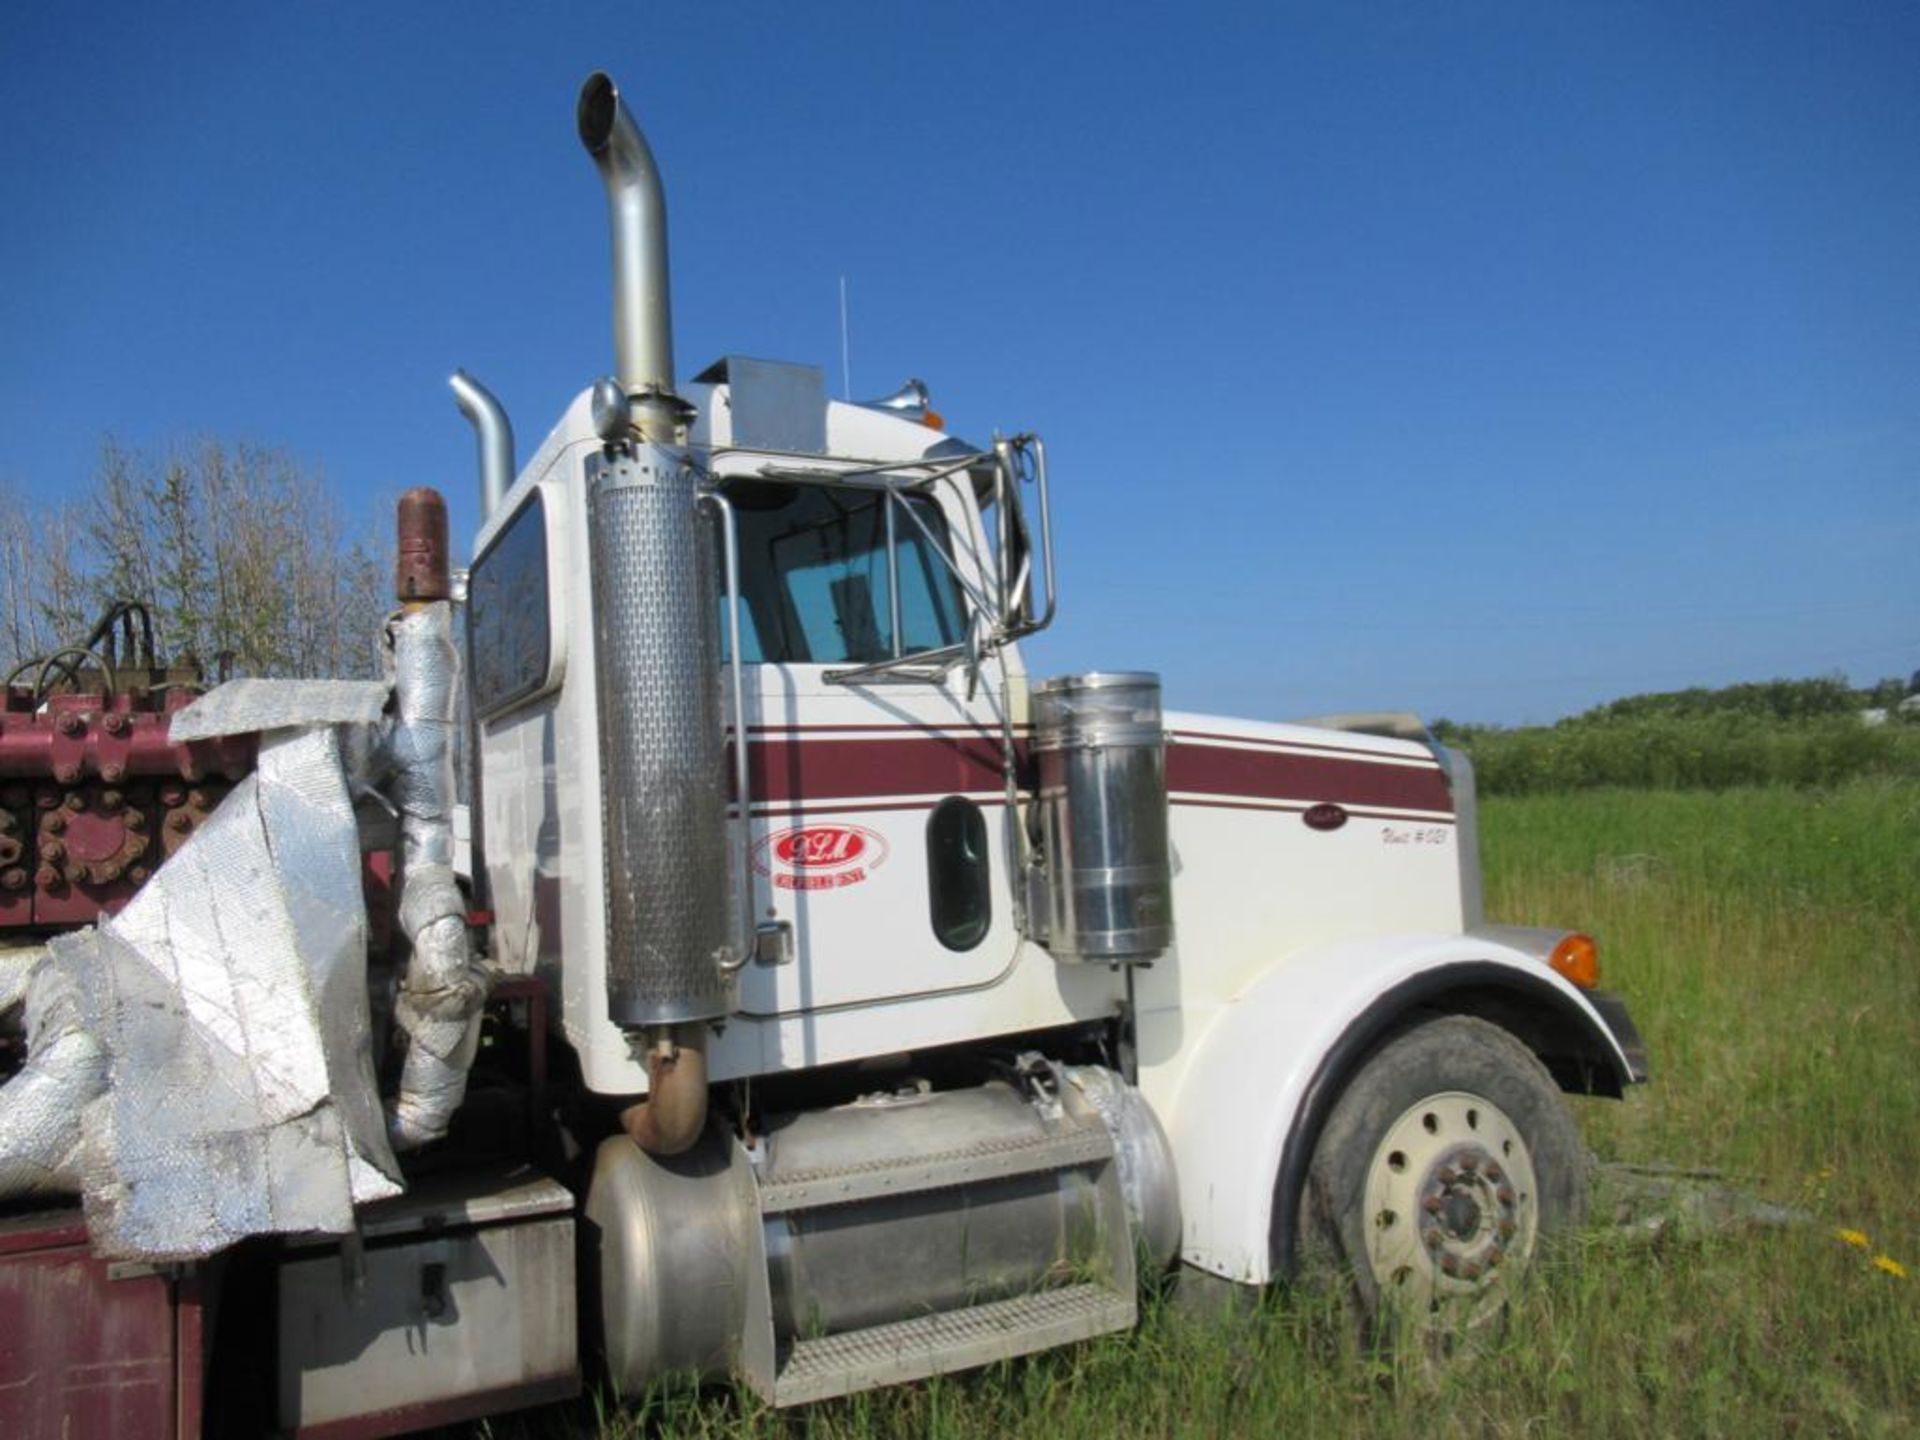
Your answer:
(395, 487), (451, 604)
(618, 1025), (708, 1156)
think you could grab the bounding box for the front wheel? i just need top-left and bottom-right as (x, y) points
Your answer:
(1297, 1014), (1586, 1337)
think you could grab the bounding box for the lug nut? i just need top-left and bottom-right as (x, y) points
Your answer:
(70, 863), (93, 885)
(35, 866), (61, 889)
(1496, 1185), (1516, 1206)
(55, 712), (83, 737)
(125, 810), (147, 832)
(1436, 1165), (1458, 1185)
(167, 812), (192, 833)
(100, 762), (125, 783)
(1422, 1194), (1443, 1214)
(100, 788), (123, 809)
(0, 868), (25, 891)
(128, 865), (149, 885)
(1422, 1227), (1443, 1250)
(1485, 1162), (1504, 1183)
(1497, 1219), (1517, 1241)
(42, 811), (65, 834)
(63, 792), (85, 812)
(52, 763), (79, 785)
(186, 788), (209, 809)
(102, 712), (128, 736)
(1486, 1247), (1503, 1268)
(96, 861), (123, 883)
(1459, 1154), (1479, 1174)
(40, 840), (65, 864)
(1460, 1261), (1483, 1282)
(1440, 1254), (1461, 1277)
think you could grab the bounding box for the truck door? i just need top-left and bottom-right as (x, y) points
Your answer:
(719, 475), (1021, 1014)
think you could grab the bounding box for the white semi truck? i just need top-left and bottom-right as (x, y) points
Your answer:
(0, 69), (1644, 1437)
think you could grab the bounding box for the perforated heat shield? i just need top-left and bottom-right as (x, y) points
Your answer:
(587, 445), (731, 1026)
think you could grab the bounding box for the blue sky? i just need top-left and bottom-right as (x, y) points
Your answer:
(2, 3), (1914, 724)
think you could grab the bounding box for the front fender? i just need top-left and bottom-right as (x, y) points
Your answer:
(1160, 930), (1639, 1284)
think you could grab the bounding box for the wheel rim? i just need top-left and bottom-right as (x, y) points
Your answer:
(1360, 1090), (1540, 1326)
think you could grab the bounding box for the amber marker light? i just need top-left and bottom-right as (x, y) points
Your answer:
(1548, 933), (1600, 989)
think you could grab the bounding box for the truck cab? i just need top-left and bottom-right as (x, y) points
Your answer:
(440, 70), (1646, 1404)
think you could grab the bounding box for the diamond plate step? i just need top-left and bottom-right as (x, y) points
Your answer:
(768, 1282), (1136, 1407)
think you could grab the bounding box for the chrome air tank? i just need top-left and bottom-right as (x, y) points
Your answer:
(587, 442), (731, 1025)
(1032, 672), (1173, 963)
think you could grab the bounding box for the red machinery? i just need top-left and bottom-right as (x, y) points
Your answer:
(0, 604), (252, 929)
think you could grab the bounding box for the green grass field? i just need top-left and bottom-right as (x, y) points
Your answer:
(545, 779), (1919, 1439)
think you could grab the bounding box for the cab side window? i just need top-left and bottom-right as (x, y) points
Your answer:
(469, 490), (550, 716)
(724, 482), (965, 664)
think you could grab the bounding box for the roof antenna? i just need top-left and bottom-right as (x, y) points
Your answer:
(838, 274), (852, 400)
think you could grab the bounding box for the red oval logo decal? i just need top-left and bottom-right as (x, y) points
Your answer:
(754, 823), (889, 890)
(775, 826), (869, 868)
(1303, 802), (1349, 832)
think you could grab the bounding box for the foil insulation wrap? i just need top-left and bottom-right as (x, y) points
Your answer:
(0, 944), (40, 1017)
(0, 947), (104, 1199)
(587, 446), (731, 1027)
(0, 725), (405, 1258)
(384, 603), (490, 1150)
(170, 677), (392, 743)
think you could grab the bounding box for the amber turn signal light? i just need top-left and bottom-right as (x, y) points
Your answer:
(1548, 932), (1600, 989)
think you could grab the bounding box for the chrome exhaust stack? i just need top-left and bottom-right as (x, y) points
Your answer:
(449, 369), (515, 519)
(575, 73), (731, 1124)
(577, 71), (681, 440)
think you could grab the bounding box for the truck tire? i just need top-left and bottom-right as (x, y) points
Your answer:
(1295, 1013), (1585, 1340)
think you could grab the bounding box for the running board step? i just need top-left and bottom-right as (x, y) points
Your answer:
(768, 1282), (1137, 1407)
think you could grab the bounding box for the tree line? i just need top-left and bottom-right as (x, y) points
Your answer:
(1433, 674), (1920, 796)
(0, 437), (389, 684)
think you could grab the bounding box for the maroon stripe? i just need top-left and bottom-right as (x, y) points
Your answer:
(1168, 743), (1453, 814)
(1171, 797), (1457, 825)
(744, 796), (1011, 820)
(748, 722), (1031, 736)
(733, 731), (1450, 814)
(1172, 728), (1439, 764)
(746, 734), (1008, 803)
